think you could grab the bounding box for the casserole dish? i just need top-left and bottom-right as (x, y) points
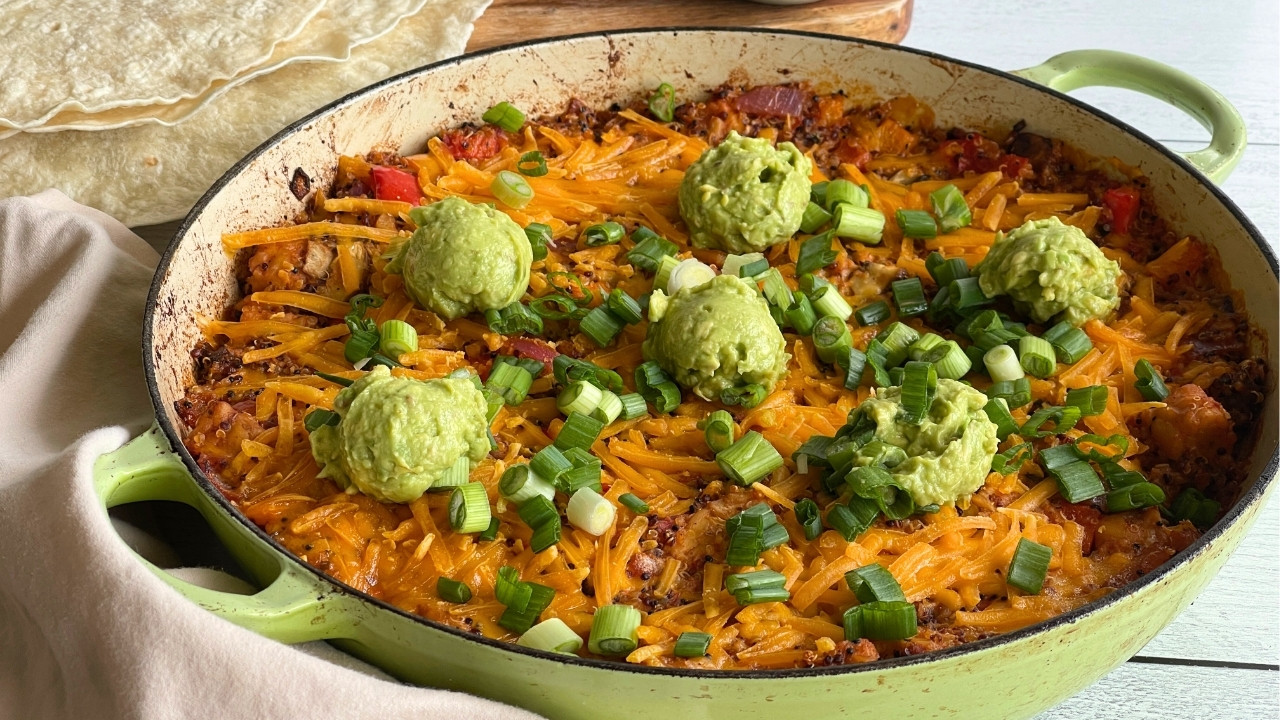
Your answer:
(96, 29), (1276, 719)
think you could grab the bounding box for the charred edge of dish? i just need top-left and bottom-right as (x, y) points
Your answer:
(145, 26), (1280, 681)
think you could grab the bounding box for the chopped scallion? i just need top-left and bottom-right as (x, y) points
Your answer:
(448, 482), (491, 533)
(1007, 537), (1052, 594)
(583, 221), (625, 247)
(499, 464), (556, 505)
(524, 222), (552, 261)
(895, 208), (938, 239)
(823, 179), (869, 210)
(929, 184), (972, 233)
(673, 631), (712, 658)
(588, 605), (641, 655)
(1018, 335), (1057, 378)
(716, 431), (784, 486)
(517, 150), (549, 177)
(617, 392), (648, 420)
(800, 202), (834, 234)
(436, 577), (472, 604)
(491, 170), (533, 209)
(1066, 385), (1110, 417)
(1049, 460), (1106, 503)
(554, 412), (605, 451)
(793, 498), (823, 541)
(796, 231), (839, 275)
(812, 315), (853, 365)
(579, 305), (626, 347)
(854, 300), (891, 326)
(833, 205), (885, 244)
(619, 493), (650, 515)
(983, 344), (1025, 383)
(701, 410), (736, 453)
(482, 101), (525, 132)
(566, 488), (616, 536)
(647, 82), (677, 122)
(845, 563), (906, 603)
(627, 230), (678, 272)
(517, 617), (582, 654)
(1134, 359), (1170, 401)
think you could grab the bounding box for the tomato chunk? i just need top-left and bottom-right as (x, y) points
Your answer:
(369, 165), (421, 204)
(1102, 186), (1141, 235)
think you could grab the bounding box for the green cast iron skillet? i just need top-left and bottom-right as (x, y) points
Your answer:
(102, 29), (1277, 719)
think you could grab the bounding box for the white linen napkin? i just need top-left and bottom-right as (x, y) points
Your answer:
(0, 191), (541, 720)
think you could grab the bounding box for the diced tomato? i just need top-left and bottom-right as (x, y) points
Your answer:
(1102, 186), (1141, 235)
(834, 138), (871, 168)
(1055, 501), (1103, 555)
(439, 126), (509, 162)
(369, 166), (420, 204)
(510, 338), (559, 369)
(940, 133), (1029, 180)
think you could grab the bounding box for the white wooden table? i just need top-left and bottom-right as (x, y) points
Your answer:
(905, 1), (1280, 716)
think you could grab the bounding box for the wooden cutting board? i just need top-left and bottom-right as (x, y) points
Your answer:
(468, 0), (913, 50)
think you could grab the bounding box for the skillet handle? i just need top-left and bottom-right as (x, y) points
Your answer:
(94, 425), (358, 644)
(1012, 49), (1246, 184)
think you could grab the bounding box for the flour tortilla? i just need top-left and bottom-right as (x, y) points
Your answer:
(0, 0), (328, 129)
(2, 0), (432, 136)
(0, 0), (492, 227)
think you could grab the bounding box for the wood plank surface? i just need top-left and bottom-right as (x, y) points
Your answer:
(1039, 663), (1279, 719)
(468, 0), (913, 50)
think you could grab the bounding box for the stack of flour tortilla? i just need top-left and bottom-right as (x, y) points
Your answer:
(0, 0), (490, 226)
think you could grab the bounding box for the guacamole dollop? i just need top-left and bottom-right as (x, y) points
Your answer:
(309, 365), (490, 503)
(854, 379), (998, 508)
(642, 274), (789, 401)
(975, 216), (1121, 326)
(677, 131), (812, 253)
(391, 196), (532, 320)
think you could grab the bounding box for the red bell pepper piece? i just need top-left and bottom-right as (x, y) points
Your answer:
(1102, 186), (1141, 235)
(369, 165), (420, 204)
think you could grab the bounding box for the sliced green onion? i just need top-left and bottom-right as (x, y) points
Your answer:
(716, 431), (784, 486)
(529, 294), (579, 320)
(845, 601), (918, 641)
(530, 445), (572, 487)
(793, 435), (835, 472)
(1007, 537), (1052, 594)
(433, 455), (472, 490)
(666, 258), (716, 294)
(855, 439), (908, 469)
(491, 170), (533, 209)
(837, 346), (868, 391)
(733, 586), (791, 605)
(1018, 335), (1057, 378)
(673, 631), (712, 658)
(518, 494), (559, 534)
(343, 313), (380, 362)
(617, 393), (648, 420)
(1050, 460), (1106, 503)
(554, 355), (624, 393)
(482, 101), (525, 132)
(739, 258), (770, 278)
(564, 445), (601, 470)
(983, 344), (1025, 383)
(825, 503), (862, 541)
(525, 222), (552, 261)
(928, 253), (970, 286)
(627, 230), (678, 272)
(908, 333), (945, 361)
(845, 563), (906, 603)
(1043, 321), (1094, 364)
(1021, 405), (1082, 438)
(530, 516), (563, 553)
(824, 179), (869, 210)
(928, 340), (971, 380)
(895, 209), (938, 239)
(583, 221), (625, 247)
(497, 582), (555, 634)
(1170, 488), (1221, 529)
(567, 488), (616, 536)
(517, 150), (549, 177)
(619, 493), (650, 515)
(722, 252), (766, 278)
(479, 517), (500, 542)
(634, 361), (682, 413)
(877, 321), (920, 368)
(793, 498), (823, 541)
(488, 361), (534, 406)
(854, 300), (891, 327)
(1066, 386), (1110, 417)
(495, 566), (532, 611)
(437, 577), (472, 604)
(303, 408), (340, 433)
(588, 605), (642, 655)
(1105, 482), (1166, 512)
(579, 305), (625, 347)
(701, 410), (736, 453)
(983, 398), (1019, 441)
(864, 339), (893, 387)
(973, 327), (1019, 353)
(812, 316), (853, 365)
(800, 203), (834, 234)
(592, 390), (623, 425)
(377, 319), (419, 358)
(555, 412), (605, 451)
(499, 464), (556, 505)
(606, 289), (643, 324)
(929, 184), (972, 233)
(485, 302), (545, 336)
(314, 371), (355, 387)
(1039, 443), (1083, 471)
(947, 277), (991, 311)
(833, 205), (885, 244)
(759, 268), (794, 310)
(811, 180), (829, 206)
(725, 569), (786, 594)
(785, 290), (818, 335)
(846, 466), (915, 520)
(890, 278), (928, 318)
(808, 285), (854, 321)
(899, 361), (938, 425)
(647, 82), (677, 122)
(364, 352), (403, 370)
(517, 617), (582, 654)
(725, 521), (765, 566)
(796, 231), (838, 276)
(991, 441), (1034, 474)
(1134, 359), (1170, 401)
(986, 377), (1032, 408)
(449, 483), (491, 533)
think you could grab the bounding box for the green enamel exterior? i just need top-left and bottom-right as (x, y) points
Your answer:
(94, 424), (1274, 719)
(1012, 49), (1247, 183)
